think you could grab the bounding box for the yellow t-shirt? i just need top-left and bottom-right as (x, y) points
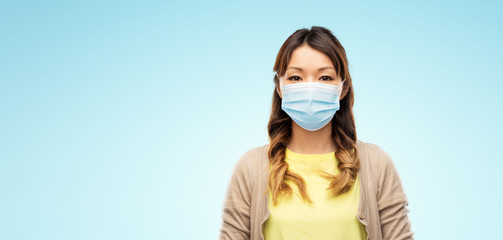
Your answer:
(263, 147), (367, 240)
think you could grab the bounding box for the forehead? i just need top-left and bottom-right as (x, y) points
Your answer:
(287, 45), (334, 70)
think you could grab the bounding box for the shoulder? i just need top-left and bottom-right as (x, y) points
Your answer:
(242, 143), (269, 159)
(357, 139), (385, 155)
(231, 143), (269, 175)
(357, 140), (406, 199)
(356, 139), (397, 175)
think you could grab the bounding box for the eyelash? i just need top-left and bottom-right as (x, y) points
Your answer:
(287, 76), (333, 81)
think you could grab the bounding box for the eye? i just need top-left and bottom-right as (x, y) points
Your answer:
(287, 76), (301, 81)
(320, 76), (333, 81)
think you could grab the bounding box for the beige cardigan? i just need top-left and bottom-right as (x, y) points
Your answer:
(219, 139), (414, 240)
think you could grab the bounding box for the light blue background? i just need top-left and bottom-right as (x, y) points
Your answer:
(1, 0), (502, 239)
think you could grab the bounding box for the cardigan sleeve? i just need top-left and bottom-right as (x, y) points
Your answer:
(376, 147), (414, 240)
(219, 152), (252, 240)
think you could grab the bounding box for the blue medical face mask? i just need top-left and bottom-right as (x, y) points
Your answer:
(280, 79), (345, 131)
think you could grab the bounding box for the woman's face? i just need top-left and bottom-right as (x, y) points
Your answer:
(277, 44), (343, 99)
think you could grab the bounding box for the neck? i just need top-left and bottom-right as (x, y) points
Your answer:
(286, 120), (336, 154)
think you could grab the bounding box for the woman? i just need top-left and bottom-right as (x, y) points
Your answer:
(219, 26), (414, 240)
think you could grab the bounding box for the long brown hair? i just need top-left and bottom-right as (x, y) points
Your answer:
(267, 26), (359, 206)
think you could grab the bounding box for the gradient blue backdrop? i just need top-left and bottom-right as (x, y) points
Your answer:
(1, 0), (502, 239)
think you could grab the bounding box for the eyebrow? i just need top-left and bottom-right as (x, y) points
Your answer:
(286, 66), (335, 72)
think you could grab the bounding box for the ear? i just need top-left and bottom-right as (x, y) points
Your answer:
(339, 79), (346, 100)
(276, 85), (283, 99)
(274, 72), (283, 99)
